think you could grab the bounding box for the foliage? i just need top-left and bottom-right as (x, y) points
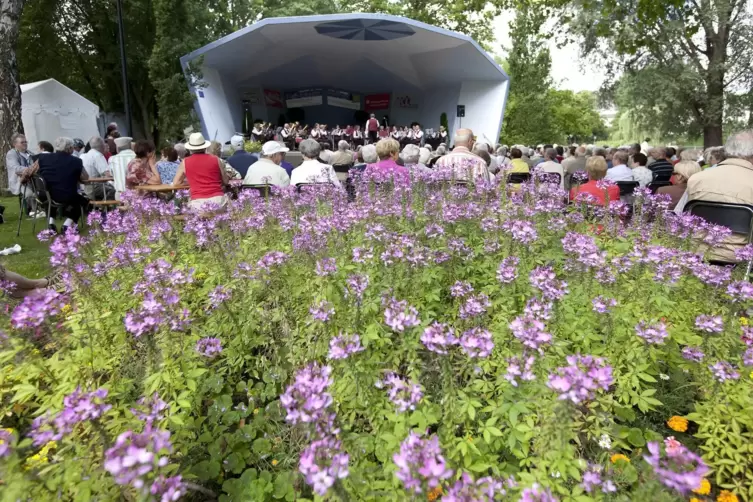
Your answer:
(243, 140), (262, 153)
(440, 112), (449, 130)
(548, 89), (608, 144)
(1, 173), (752, 502)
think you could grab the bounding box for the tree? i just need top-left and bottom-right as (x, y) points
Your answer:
(548, 89), (607, 143)
(0, 0), (26, 191)
(571, 0), (753, 147)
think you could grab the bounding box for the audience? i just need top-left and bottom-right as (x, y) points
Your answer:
(563, 146), (587, 189)
(173, 132), (230, 211)
(605, 150), (632, 182)
(658, 160), (701, 210)
(108, 136), (135, 195)
(434, 129), (490, 182)
(539, 148), (564, 188)
(703, 146), (725, 169)
(630, 153), (653, 187)
(126, 140), (161, 190)
(156, 146), (180, 184)
(226, 135), (256, 178)
(364, 138), (409, 178)
(402, 144), (431, 174)
(5, 133), (38, 217)
(569, 156), (619, 205)
(36, 137), (89, 233)
(80, 136), (115, 200)
(243, 141), (291, 187)
(291, 139), (341, 187)
(508, 148), (530, 173)
(330, 140), (355, 166)
(648, 147), (674, 182)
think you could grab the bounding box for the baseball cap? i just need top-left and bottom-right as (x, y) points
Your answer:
(73, 138), (85, 149)
(261, 141), (289, 156)
(230, 134), (245, 150)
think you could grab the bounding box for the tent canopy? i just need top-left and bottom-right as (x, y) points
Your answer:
(181, 14), (509, 143)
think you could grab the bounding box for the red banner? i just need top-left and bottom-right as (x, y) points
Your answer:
(264, 89), (282, 108)
(365, 93), (390, 112)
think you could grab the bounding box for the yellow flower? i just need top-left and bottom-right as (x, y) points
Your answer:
(740, 317), (749, 326)
(690, 498), (703, 502)
(24, 441), (56, 471)
(693, 478), (711, 495)
(60, 304), (72, 315)
(610, 453), (630, 464)
(667, 416), (689, 432)
(253, 408), (259, 415)
(271, 459), (278, 466)
(427, 486), (443, 501)
(717, 490), (739, 502)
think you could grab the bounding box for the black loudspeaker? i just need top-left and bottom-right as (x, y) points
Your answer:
(457, 105), (465, 117)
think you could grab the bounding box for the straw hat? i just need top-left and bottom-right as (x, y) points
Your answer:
(185, 132), (212, 151)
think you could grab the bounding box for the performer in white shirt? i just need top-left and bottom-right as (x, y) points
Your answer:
(310, 123), (321, 140)
(439, 125), (448, 142)
(352, 125), (364, 147)
(411, 123), (424, 145)
(251, 123), (263, 141)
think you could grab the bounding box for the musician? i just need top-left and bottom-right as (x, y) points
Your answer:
(251, 122), (264, 142)
(352, 125), (364, 147)
(390, 126), (400, 140)
(378, 125), (389, 139)
(280, 123), (294, 149)
(439, 125), (448, 143)
(310, 123), (321, 141)
(318, 124), (330, 150)
(365, 113), (380, 144)
(411, 123), (424, 146)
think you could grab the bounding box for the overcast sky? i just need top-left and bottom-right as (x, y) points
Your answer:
(491, 13), (606, 93)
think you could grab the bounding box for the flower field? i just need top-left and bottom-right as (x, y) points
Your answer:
(1, 174), (753, 501)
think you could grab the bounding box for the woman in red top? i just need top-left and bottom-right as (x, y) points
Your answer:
(126, 140), (161, 190)
(172, 133), (229, 212)
(569, 156), (620, 205)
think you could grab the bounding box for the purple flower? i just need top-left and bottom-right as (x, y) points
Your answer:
(0, 428), (14, 458)
(518, 484), (558, 502)
(299, 436), (349, 496)
(10, 290), (65, 330)
(450, 280), (474, 298)
(735, 244), (753, 262)
(529, 266), (568, 301)
(502, 220), (538, 244)
(315, 257), (337, 277)
(643, 439), (709, 494)
(444, 473), (507, 501)
(383, 297), (420, 332)
(509, 314), (552, 352)
(345, 274), (369, 302)
(104, 426), (173, 490)
(131, 393), (169, 424)
(328, 332), (364, 360)
(695, 314), (723, 333)
(727, 281), (753, 302)
(524, 298), (553, 321)
(310, 300), (335, 323)
(352, 247), (374, 264)
(150, 475), (184, 502)
(280, 363), (333, 426)
(562, 232), (606, 269)
(30, 388), (112, 446)
(421, 322), (457, 354)
(742, 326), (753, 346)
(459, 327), (494, 358)
(592, 296), (617, 314)
(708, 361), (740, 382)
(505, 355), (536, 387)
(459, 293), (491, 319)
(635, 321), (669, 345)
(208, 286), (232, 310)
(393, 432), (453, 493)
(547, 354), (613, 404)
(681, 346), (705, 362)
(743, 347), (753, 366)
(596, 179), (616, 190)
(382, 373), (423, 413)
(581, 465), (616, 494)
(496, 257), (519, 284)
(195, 337), (222, 358)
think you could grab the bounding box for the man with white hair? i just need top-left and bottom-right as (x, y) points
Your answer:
(5, 133), (41, 217)
(291, 139), (341, 188)
(418, 147), (431, 167)
(36, 137), (90, 233)
(330, 140), (354, 166)
(243, 141), (290, 187)
(604, 150), (633, 182)
(81, 136), (116, 200)
(434, 128), (490, 182)
(539, 148), (565, 188)
(474, 142), (499, 174)
(402, 144), (430, 174)
(686, 130), (753, 261)
(227, 134), (257, 178)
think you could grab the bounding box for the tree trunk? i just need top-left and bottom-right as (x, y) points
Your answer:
(0, 0), (25, 192)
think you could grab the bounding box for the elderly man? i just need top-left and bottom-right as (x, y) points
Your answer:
(539, 148), (565, 188)
(107, 136), (135, 195)
(474, 142), (499, 174)
(562, 146), (587, 190)
(5, 133), (42, 217)
(330, 140), (354, 166)
(402, 144), (431, 175)
(605, 150), (633, 182)
(648, 147), (673, 182)
(37, 137), (89, 233)
(243, 141), (290, 187)
(703, 146), (725, 168)
(80, 136), (116, 200)
(227, 134), (256, 178)
(686, 130), (753, 261)
(290, 139), (341, 187)
(434, 129), (490, 182)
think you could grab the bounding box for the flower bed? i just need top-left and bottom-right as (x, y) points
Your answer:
(1, 177), (752, 501)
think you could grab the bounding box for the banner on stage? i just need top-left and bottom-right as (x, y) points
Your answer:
(263, 89), (283, 108)
(365, 93), (390, 111)
(327, 89), (361, 110)
(285, 88), (324, 107)
(243, 88), (261, 104)
(395, 94), (418, 109)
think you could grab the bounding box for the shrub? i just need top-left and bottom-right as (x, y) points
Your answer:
(1, 173), (751, 501)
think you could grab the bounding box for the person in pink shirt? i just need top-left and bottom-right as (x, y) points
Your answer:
(570, 156), (620, 205)
(364, 138), (409, 180)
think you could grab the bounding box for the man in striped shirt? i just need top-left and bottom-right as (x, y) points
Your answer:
(648, 147), (674, 182)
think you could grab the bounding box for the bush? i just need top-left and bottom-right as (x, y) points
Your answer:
(1, 175), (752, 502)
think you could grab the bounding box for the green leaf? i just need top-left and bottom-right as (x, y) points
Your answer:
(253, 438), (272, 455)
(627, 428), (646, 447)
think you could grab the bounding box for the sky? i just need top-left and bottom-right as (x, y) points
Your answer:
(491, 12), (606, 93)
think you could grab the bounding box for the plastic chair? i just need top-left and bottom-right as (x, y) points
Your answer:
(507, 173), (531, 184)
(685, 200), (753, 278)
(616, 181), (639, 196)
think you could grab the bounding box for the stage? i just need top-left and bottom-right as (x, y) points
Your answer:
(181, 13), (509, 145)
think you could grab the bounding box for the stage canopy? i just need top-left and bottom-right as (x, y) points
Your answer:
(181, 13), (509, 144)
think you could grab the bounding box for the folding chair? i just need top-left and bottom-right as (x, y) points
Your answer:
(507, 173), (531, 184)
(332, 164), (354, 175)
(240, 184), (273, 197)
(295, 183), (328, 193)
(616, 181), (639, 196)
(685, 200), (753, 278)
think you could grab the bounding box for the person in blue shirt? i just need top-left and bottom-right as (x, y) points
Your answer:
(227, 135), (257, 178)
(280, 153), (294, 177)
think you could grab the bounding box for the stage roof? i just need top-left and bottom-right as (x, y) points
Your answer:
(181, 13), (509, 93)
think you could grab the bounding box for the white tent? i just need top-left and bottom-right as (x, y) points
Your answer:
(20, 79), (100, 150)
(181, 14), (509, 143)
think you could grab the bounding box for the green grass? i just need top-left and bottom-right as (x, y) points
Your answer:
(0, 196), (52, 278)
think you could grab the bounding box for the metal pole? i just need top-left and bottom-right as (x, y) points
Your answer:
(116, 0), (132, 136)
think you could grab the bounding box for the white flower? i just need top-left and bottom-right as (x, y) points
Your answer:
(659, 373), (670, 381)
(598, 434), (612, 450)
(550, 471), (561, 478)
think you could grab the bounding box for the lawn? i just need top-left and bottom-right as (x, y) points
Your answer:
(0, 195), (52, 278)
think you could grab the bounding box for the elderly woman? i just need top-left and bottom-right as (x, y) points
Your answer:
(290, 139), (341, 187)
(126, 140), (161, 190)
(402, 144), (430, 174)
(365, 138), (409, 178)
(569, 156), (619, 205)
(703, 146), (726, 169)
(156, 146), (180, 184)
(330, 140), (354, 166)
(172, 132), (230, 211)
(418, 147), (431, 168)
(658, 160), (702, 210)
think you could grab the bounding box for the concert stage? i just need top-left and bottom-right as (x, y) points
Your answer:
(181, 13), (509, 144)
